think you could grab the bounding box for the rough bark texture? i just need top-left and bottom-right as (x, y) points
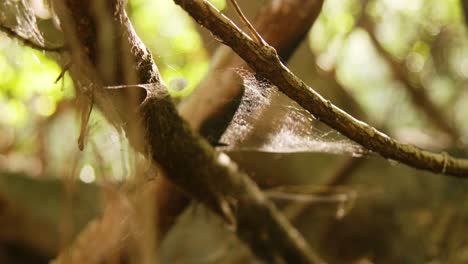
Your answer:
(49, 0), (323, 262)
(156, 0), (325, 238)
(141, 85), (322, 263)
(181, 0), (323, 136)
(174, 0), (468, 177)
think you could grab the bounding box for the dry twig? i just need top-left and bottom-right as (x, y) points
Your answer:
(173, 0), (468, 177)
(48, 0), (323, 262)
(228, 0), (265, 45)
(168, 0), (324, 240)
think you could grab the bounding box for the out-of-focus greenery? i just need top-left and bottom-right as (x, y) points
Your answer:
(128, 0), (226, 96)
(0, 36), (72, 126)
(310, 0), (468, 138)
(0, 0), (226, 181)
(1, 0), (468, 181)
(0, 33), (75, 178)
(2, 1), (468, 263)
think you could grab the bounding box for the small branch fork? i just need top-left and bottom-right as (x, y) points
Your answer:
(228, 0), (266, 46)
(174, 0), (468, 177)
(46, 0), (325, 262)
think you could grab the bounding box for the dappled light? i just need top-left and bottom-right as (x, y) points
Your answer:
(1, 0), (468, 263)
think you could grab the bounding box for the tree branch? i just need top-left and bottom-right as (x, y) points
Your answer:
(48, 0), (323, 262)
(141, 84), (323, 263)
(179, 0), (324, 134)
(173, 0), (468, 177)
(157, 0), (325, 239)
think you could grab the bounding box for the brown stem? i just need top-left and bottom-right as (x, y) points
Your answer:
(142, 85), (323, 263)
(173, 0), (468, 177)
(157, 0), (325, 239)
(228, 0), (265, 45)
(49, 0), (323, 262)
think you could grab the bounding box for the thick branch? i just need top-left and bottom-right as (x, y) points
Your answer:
(141, 85), (322, 263)
(49, 0), (322, 262)
(173, 0), (468, 177)
(158, 0), (324, 238)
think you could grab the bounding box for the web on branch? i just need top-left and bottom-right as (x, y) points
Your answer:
(218, 69), (367, 156)
(0, 0), (366, 157)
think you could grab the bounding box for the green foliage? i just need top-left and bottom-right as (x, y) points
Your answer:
(310, 0), (468, 136)
(0, 0), (214, 179)
(2, 1), (468, 262)
(1, 0), (468, 179)
(128, 0), (212, 96)
(0, 36), (72, 126)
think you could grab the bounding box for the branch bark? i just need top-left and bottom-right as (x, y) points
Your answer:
(180, 0), (324, 136)
(155, 0), (324, 238)
(47, 0), (323, 262)
(141, 84), (322, 263)
(173, 0), (468, 177)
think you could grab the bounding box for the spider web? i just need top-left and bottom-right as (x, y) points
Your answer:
(1, 0), (367, 157)
(217, 69), (367, 156)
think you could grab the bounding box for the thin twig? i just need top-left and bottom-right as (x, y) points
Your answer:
(174, 0), (468, 177)
(51, 0), (324, 262)
(55, 62), (72, 83)
(228, 0), (265, 46)
(169, 0), (325, 243)
(0, 24), (64, 52)
(77, 92), (93, 151)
